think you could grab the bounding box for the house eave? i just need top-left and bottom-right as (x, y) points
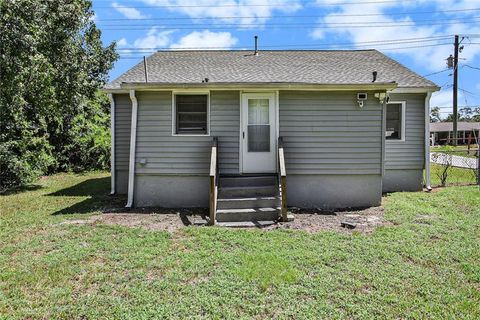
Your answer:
(105, 82), (398, 92)
(389, 86), (440, 94)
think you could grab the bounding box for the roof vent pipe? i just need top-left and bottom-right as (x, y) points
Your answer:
(372, 71), (377, 83)
(143, 56), (149, 83)
(254, 35), (258, 56)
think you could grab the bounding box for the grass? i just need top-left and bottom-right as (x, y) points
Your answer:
(430, 163), (478, 187)
(1, 172), (479, 319)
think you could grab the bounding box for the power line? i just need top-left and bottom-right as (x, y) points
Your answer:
(115, 42), (454, 58)
(97, 7), (480, 21)
(463, 64), (480, 71)
(100, 18), (480, 30)
(422, 69), (451, 77)
(98, 16), (480, 27)
(93, 0), (417, 9)
(116, 36), (453, 51)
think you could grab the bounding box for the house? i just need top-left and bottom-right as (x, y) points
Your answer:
(104, 50), (439, 224)
(430, 121), (480, 146)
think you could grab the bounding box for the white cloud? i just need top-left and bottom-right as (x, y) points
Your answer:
(117, 38), (128, 46)
(116, 28), (175, 56)
(142, 0), (301, 25)
(310, 0), (480, 71)
(431, 90), (453, 109)
(112, 2), (149, 19)
(133, 28), (174, 48)
(170, 30), (238, 49)
(117, 29), (237, 57)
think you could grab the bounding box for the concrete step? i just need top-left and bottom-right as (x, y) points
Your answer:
(216, 207), (280, 222)
(220, 175), (277, 188)
(218, 185), (278, 198)
(217, 196), (281, 210)
(216, 220), (276, 228)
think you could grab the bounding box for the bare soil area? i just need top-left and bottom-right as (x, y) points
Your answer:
(61, 206), (390, 234)
(275, 206), (392, 234)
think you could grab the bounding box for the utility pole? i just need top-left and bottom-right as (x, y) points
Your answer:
(453, 35), (459, 146)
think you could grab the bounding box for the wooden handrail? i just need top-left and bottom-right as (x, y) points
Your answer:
(278, 137), (288, 222)
(209, 137), (218, 225)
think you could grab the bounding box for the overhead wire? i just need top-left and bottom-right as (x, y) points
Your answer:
(96, 8), (480, 21)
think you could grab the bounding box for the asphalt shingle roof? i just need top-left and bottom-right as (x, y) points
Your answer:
(106, 50), (438, 89)
(430, 122), (480, 132)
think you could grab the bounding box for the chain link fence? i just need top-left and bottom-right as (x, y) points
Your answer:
(429, 146), (479, 187)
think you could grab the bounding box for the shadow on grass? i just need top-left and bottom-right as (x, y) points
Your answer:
(0, 184), (43, 196)
(48, 177), (110, 197)
(49, 176), (127, 215)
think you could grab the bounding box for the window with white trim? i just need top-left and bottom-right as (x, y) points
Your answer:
(174, 94), (209, 135)
(385, 102), (405, 140)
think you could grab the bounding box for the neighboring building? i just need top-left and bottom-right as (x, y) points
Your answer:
(430, 122), (480, 146)
(104, 50), (439, 224)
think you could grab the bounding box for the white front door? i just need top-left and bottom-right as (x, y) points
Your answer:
(241, 93), (277, 173)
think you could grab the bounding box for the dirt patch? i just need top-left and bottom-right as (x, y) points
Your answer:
(61, 206), (390, 234)
(273, 206), (392, 234)
(60, 208), (207, 233)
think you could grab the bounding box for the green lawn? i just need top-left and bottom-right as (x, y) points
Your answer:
(430, 163), (478, 187)
(1, 172), (479, 319)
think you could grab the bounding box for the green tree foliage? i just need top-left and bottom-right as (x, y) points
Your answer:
(430, 106), (441, 123)
(0, 0), (117, 190)
(443, 106), (480, 123)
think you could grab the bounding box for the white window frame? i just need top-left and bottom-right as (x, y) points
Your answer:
(171, 90), (210, 136)
(385, 100), (406, 142)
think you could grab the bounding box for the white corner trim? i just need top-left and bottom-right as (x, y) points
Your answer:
(381, 99), (386, 177)
(126, 90), (138, 208)
(385, 101), (406, 143)
(424, 92), (432, 191)
(108, 93), (115, 195)
(239, 91), (243, 173)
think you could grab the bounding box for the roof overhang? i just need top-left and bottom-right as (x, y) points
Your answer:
(389, 86), (440, 94)
(103, 81), (398, 93)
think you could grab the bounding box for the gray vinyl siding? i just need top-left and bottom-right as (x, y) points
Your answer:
(279, 91), (383, 175)
(135, 90), (240, 175)
(385, 93), (426, 170)
(114, 94), (131, 193)
(210, 91), (240, 174)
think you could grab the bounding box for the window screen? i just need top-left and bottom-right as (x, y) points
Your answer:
(175, 95), (208, 134)
(385, 103), (403, 140)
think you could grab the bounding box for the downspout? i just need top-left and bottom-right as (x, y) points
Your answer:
(108, 94), (116, 195)
(424, 91), (432, 191)
(381, 95), (387, 177)
(126, 89), (138, 207)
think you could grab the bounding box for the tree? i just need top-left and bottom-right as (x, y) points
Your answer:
(430, 106), (442, 123)
(0, 0), (117, 190)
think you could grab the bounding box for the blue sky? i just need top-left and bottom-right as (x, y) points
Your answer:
(92, 0), (480, 118)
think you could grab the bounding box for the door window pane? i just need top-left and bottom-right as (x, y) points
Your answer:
(248, 125), (270, 152)
(248, 99), (269, 124)
(386, 103), (402, 140)
(247, 98), (270, 152)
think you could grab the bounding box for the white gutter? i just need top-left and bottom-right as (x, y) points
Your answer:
(425, 91), (432, 191)
(126, 89), (138, 207)
(108, 94), (115, 195)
